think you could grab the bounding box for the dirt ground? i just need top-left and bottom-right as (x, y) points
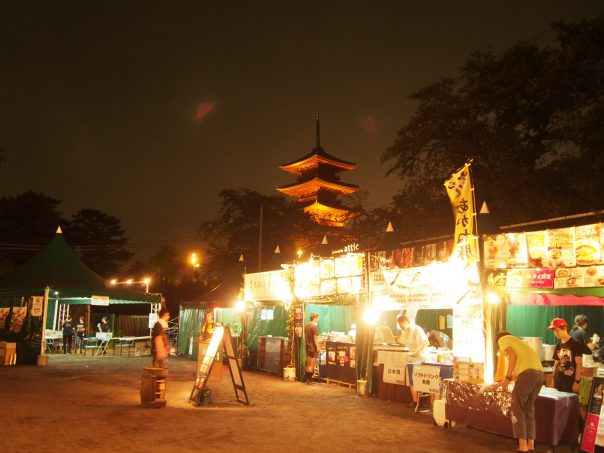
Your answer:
(0, 355), (575, 453)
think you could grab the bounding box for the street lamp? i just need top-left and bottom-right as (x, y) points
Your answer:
(109, 277), (152, 293)
(190, 252), (200, 269)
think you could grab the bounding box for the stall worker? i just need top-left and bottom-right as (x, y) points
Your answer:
(396, 314), (429, 359)
(571, 314), (597, 355)
(549, 317), (583, 393)
(490, 331), (543, 453)
(198, 310), (215, 341)
(196, 310), (216, 376)
(97, 316), (110, 333)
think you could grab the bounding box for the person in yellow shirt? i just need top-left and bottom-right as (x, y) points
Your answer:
(490, 331), (544, 453)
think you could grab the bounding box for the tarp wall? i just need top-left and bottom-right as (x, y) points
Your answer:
(177, 307), (207, 358)
(506, 305), (603, 345)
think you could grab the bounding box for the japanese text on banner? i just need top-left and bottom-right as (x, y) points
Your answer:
(444, 163), (477, 262)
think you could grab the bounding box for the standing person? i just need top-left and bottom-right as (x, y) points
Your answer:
(199, 310), (215, 340)
(396, 314), (429, 360)
(549, 317), (583, 393)
(304, 312), (319, 384)
(571, 314), (597, 355)
(61, 316), (75, 354)
(97, 316), (110, 333)
(196, 310), (216, 375)
(490, 331), (544, 453)
(152, 308), (171, 368)
(75, 316), (86, 354)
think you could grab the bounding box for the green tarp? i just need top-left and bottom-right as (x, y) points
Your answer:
(177, 307), (208, 358)
(506, 305), (603, 345)
(0, 231), (160, 303)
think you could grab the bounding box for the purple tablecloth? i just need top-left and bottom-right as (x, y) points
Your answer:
(443, 379), (579, 448)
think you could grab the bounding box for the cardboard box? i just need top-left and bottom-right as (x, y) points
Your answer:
(453, 358), (484, 384)
(0, 342), (17, 365)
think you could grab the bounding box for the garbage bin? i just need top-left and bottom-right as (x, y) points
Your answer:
(140, 367), (168, 408)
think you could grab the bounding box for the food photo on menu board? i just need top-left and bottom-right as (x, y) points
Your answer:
(575, 224), (602, 266)
(9, 307), (27, 333)
(0, 307), (9, 331)
(546, 227), (576, 267)
(526, 231), (548, 268)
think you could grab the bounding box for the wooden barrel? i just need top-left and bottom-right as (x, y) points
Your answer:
(140, 367), (168, 408)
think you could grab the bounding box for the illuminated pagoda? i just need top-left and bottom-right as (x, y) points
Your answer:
(277, 115), (358, 227)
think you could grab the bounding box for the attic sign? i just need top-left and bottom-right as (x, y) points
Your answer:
(91, 295), (110, 306)
(333, 243), (360, 255)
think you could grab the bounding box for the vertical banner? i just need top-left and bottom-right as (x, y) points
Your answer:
(444, 162), (478, 262)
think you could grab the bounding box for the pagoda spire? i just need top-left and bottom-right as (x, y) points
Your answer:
(277, 116), (359, 227)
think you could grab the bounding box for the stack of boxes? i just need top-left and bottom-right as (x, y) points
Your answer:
(453, 357), (484, 383)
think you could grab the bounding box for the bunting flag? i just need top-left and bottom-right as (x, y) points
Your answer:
(444, 162), (478, 262)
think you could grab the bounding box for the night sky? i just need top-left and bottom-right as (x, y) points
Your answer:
(2, 1), (603, 260)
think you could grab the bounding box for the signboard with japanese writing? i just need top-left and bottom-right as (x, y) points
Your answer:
(444, 163), (478, 263)
(30, 296), (43, 317)
(506, 269), (555, 288)
(383, 364), (406, 385)
(452, 298), (485, 363)
(412, 365), (441, 394)
(91, 295), (110, 306)
(245, 270), (291, 301)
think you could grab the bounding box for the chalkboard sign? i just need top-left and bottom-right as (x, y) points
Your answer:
(189, 325), (249, 406)
(580, 375), (604, 453)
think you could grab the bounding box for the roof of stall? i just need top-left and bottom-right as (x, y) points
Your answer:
(0, 228), (160, 304)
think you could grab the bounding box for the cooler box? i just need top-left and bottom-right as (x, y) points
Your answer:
(433, 399), (455, 428)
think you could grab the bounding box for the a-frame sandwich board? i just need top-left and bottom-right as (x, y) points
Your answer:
(189, 325), (249, 406)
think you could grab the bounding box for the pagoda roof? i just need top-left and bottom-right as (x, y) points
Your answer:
(276, 177), (358, 198)
(303, 200), (358, 227)
(280, 146), (356, 175)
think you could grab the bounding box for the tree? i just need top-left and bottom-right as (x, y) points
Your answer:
(0, 191), (63, 269)
(381, 16), (604, 237)
(148, 245), (183, 287)
(197, 189), (358, 282)
(63, 209), (133, 277)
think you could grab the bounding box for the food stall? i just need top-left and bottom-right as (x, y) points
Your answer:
(293, 250), (365, 387)
(367, 241), (484, 403)
(437, 221), (604, 450)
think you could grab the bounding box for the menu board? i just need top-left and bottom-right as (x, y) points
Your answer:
(0, 308), (9, 331)
(9, 307), (27, 333)
(576, 224), (602, 266)
(580, 376), (604, 452)
(507, 232), (529, 267)
(484, 223), (604, 291)
(546, 228), (575, 267)
(320, 259), (335, 279)
(484, 234), (508, 268)
(526, 231), (548, 268)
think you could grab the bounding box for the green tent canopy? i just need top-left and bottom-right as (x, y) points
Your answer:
(0, 228), (160, 304)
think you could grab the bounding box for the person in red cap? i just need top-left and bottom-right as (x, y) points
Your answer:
(549, 317), (583, 393)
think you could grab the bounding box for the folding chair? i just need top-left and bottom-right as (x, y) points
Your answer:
(83, 337), (101, 356)
(114, 337), (135, 357)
